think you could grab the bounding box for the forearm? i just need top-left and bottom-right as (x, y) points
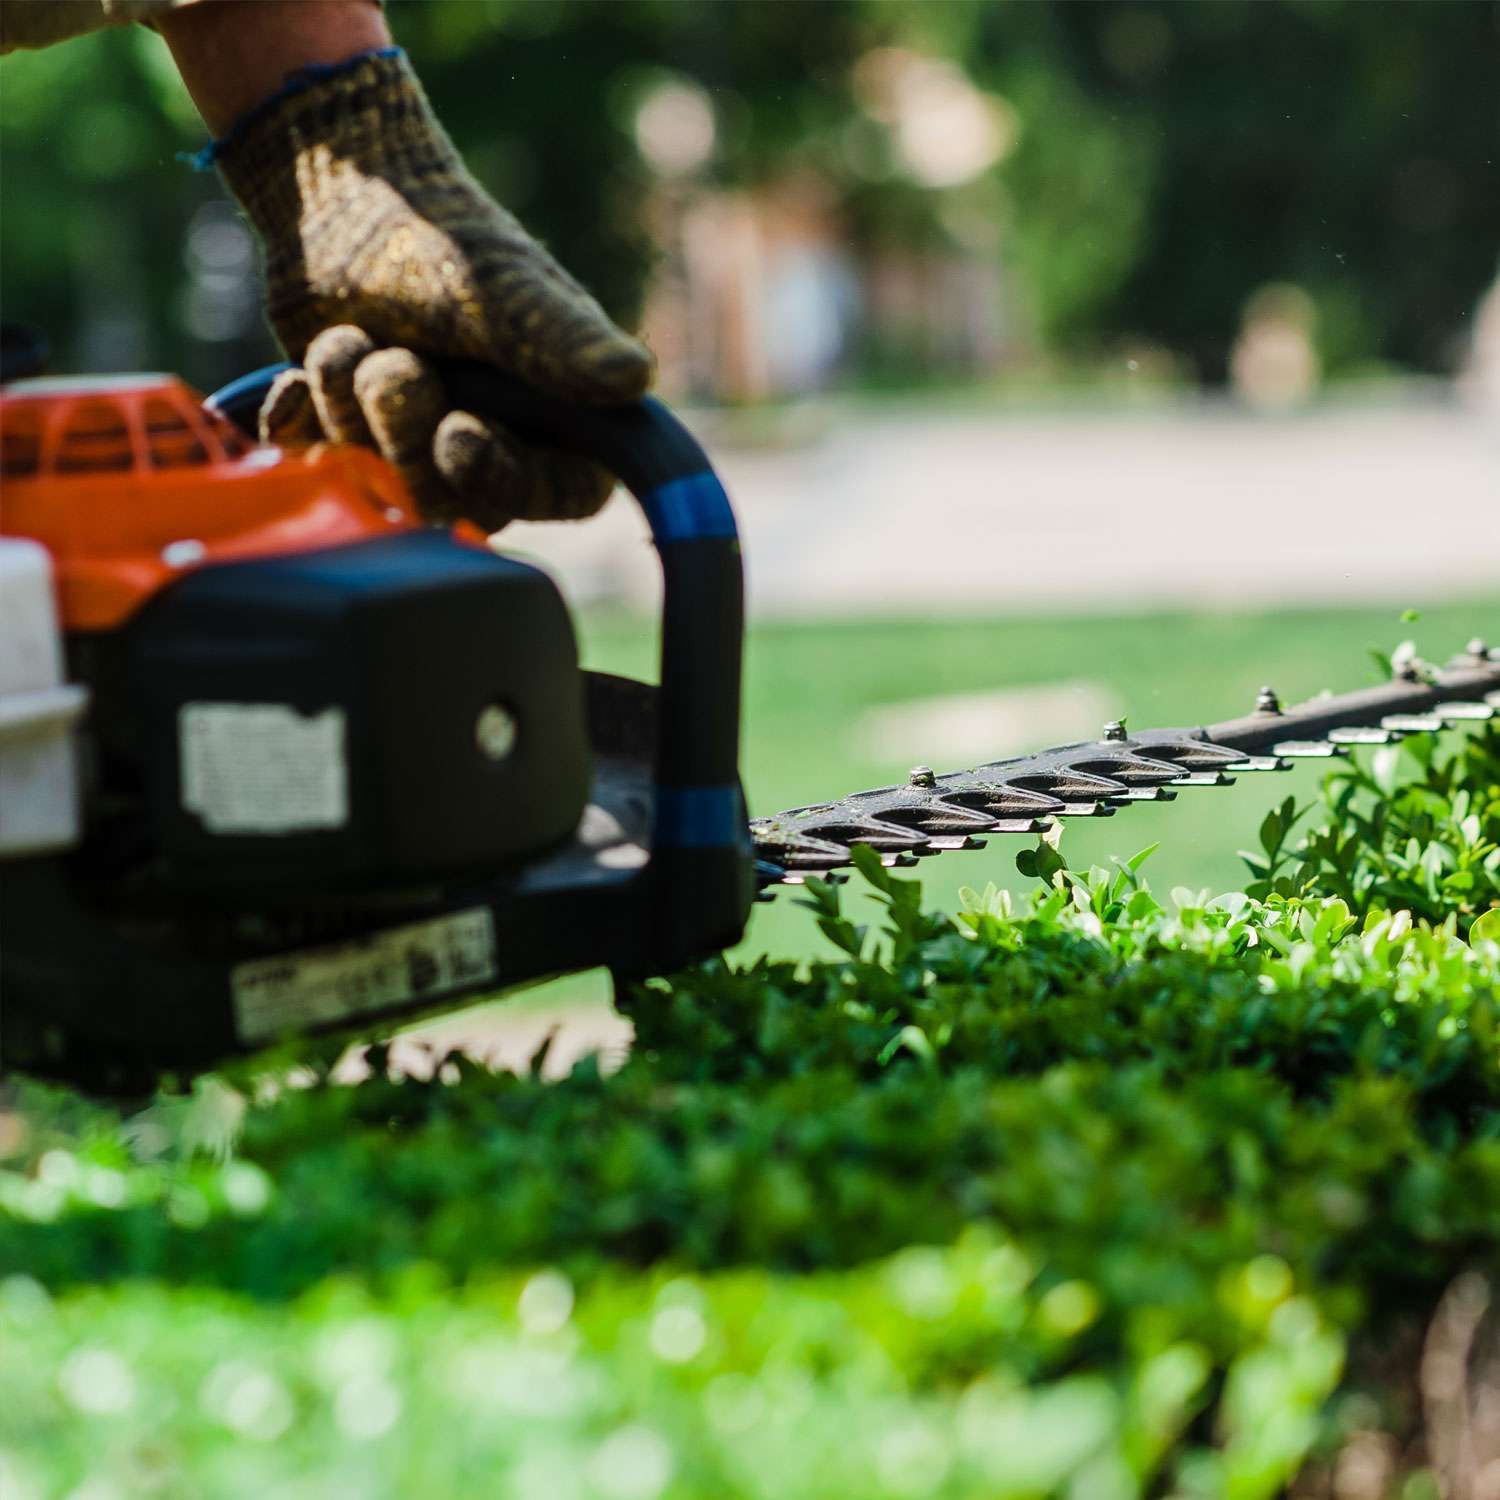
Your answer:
(158, 0), (389, 135)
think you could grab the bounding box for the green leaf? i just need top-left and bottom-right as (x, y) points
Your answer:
(876, 1024), (936, 1067)
(1017, 833), (1067, 885)
(1470, 907), (1500, 946)
(1258, 810), (1283, 858)
(849, 842), (892, 893)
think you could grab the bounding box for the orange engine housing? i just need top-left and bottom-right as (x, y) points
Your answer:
(0, 373), (477, 632)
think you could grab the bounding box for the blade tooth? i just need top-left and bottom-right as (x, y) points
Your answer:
(756, 845), (856, 874)
(1056, 801), (1116, 817)
(749, 821), (858, 872)
(1172, 770), (1236, 786)
(1435, 700), (1495, 721)
(936, 775), (1067, 819)
(754, 808), (930, 854)
(1272, 740), (1347, 759)
(1381, 714), (1443, 733)
(1328, 726), (1398, 745)
(882, 852), (921, 868)
(766, 857), (851, 876)
(923, 799), (1006, 831)
(1068, 752), (1188, 786)
(1111, 786), (1176, 802)
(1222, 755), (1289, 772)
(984, 767), (1133, 801)
(923, 834), (987, 852)
(988, 817), (1048, 834)
(1444, 646), (1499, 669)
(842, 819), (934, 853)
(845, 788), (1006, 836)
(977, 790), (1068, 819)
(1486, 690), (1500, 709)
(1128, 734), (1247, 770)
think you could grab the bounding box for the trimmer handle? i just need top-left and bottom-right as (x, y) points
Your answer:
(205, 362), (746, 860)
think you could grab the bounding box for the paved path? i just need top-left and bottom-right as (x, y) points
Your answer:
(502, 393), (1500, 617)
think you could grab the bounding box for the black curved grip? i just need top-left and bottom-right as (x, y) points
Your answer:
(438, 360), (710, 495)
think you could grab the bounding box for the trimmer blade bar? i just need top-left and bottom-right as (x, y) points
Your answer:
(751, 645), (1500, 885)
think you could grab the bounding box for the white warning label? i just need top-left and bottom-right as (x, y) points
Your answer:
(231, 907), (498, 1043)
(180, 703), (347, 834)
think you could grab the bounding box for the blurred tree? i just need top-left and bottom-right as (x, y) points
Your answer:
(386, 0), (868, 325)
(1, 0), (1494, 389)
(0, 26), (249, 386)
(972, 0), (1500, 381)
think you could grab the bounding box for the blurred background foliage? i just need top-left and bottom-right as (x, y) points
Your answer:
(2, 0), (1496, 397)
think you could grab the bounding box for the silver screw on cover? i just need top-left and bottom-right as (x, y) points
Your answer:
(1255, 686), (1282, 715)
(475, 703), (518, 763)
(161, 539), (207, 568)
(1102, 719), (1127, 742)
(909, 765), (937, 788)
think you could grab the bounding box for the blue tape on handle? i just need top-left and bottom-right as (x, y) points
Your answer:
(654, 785), (744, 849)
(640, 472), (738, 547)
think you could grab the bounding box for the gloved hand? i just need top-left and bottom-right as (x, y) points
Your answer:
(215, 49), (652, 530)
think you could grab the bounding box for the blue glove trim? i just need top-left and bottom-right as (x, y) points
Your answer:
(654, 785), (744, 850)
(639, 472), (738, 548)
(185, 46), (405, 171)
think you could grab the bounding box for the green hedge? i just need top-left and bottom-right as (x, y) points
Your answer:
(1, 729), (1497, 1498)
(2, 1234), (1344, 1500)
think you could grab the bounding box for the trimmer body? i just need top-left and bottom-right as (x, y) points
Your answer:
(0, 362), (753, 1088)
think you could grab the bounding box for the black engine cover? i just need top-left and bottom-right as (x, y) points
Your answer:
(124, 530), (588, 894)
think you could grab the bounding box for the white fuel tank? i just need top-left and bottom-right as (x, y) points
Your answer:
(0, 536), (88, 857)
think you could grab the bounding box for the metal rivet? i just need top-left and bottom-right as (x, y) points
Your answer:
(1255, 686), (1281, 715)
(1467, 637), (1489, 658)
(161, 539), (206, 568)
(475, 703), (518, 763)
(1102, 719), (1127, 742)
(908, 765), (936, 789)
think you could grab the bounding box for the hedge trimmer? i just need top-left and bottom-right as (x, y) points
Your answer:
(2, 342), (1496, 1087)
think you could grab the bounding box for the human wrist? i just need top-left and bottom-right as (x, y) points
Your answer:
(160, 0), (390, 135)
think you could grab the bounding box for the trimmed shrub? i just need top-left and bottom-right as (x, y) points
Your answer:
(1, 730), (1497, 1499)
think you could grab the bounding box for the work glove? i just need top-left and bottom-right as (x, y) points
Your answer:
(215, 49), (652, 530)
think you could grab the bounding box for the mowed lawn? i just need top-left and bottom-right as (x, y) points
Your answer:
(580, 594), (1500, 963)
